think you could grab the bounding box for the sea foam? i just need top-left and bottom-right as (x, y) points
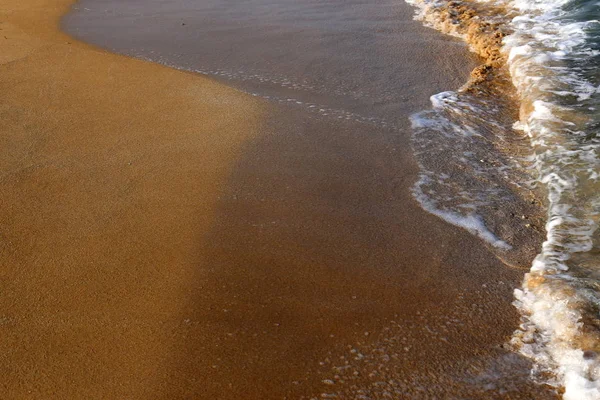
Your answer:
(406, 0), (600, 397)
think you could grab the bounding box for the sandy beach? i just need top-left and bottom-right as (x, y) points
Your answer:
(1, 0), (265, 397)
(1, 0), (559, 399)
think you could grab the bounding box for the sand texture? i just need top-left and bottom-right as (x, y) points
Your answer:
(0, 0), (265, 397)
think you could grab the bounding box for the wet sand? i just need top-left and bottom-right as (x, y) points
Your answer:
(1, 0), (558, 399)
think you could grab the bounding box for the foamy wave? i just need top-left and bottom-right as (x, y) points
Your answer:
(406, 0), (542, 266)
(406, 0), (600, 397)
(501, 0), (600, 397)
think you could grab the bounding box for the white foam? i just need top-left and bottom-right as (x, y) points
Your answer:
(495, 0), (600, 397)
(406, 0), (600, 396)
(413, 175), (512, 249)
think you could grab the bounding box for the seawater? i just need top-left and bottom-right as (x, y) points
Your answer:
(63, 0), (473, 133)
(406, 0), (600, 397)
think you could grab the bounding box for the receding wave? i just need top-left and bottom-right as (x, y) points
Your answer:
(406, 0), (546, 267)
(405, 0), (600, 398)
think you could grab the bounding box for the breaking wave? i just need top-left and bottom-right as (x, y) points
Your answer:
(405, 0), (600, 397)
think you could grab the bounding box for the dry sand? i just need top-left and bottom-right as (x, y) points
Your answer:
(0, 1), (559, 399)
(0, 0), (265, 397)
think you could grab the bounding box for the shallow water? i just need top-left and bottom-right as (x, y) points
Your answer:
(405, 0), (600, 397)
(63, 0), (473, 127)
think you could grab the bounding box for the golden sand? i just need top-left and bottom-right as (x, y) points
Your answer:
(0, 1), (265, 397)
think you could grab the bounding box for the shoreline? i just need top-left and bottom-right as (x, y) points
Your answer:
(405, 1), (600, 396)
(2, 0), (558, 398)
(407, 0), (548, 269)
